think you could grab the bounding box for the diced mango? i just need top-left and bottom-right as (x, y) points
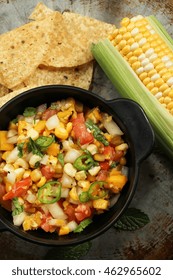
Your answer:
(34, 120), (46, 133)
(46, 142), (60, 156)
(0, 131), (14, 151)
(93, 198), (109, 210)
(59, 225), (70, 235)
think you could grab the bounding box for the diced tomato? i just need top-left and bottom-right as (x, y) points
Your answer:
(96, 170), (108, 181)
(113, 150), (124, 161)
(103, 146), (116, 161)
(72, 113), (94, 145)
(103, 145), (124, 162)
(42, 109), (57, 120)
(2, 177), (32, 201)
(0, 183), (12, 211)
(40, 213), (55, 232)
(75, 203), (92, 222)
(41, 165), (55, 180)
(99, 161), (110, 170)
(64, 204), (77, 222)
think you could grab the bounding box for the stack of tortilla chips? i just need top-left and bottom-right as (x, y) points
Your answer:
(0, 2), (115, 107)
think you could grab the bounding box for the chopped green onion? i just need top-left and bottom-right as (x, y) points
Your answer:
(74, 218), (93, 233)
(58, 153), (64, 167)
(86, 119), (109, 146)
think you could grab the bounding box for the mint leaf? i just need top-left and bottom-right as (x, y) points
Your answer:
(114, 208), (150, 231)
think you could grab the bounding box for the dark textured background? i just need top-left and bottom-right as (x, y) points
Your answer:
(0, 0), (173, 260)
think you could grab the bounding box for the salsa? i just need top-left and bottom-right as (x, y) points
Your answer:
(0, 97), (128, 235)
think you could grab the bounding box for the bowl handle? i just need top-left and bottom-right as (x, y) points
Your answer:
(106, 98), (155, 163)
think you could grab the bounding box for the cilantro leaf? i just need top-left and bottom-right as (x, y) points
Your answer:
(114, 208), (150, 231)
(17, 142), (24, 158)
(23, 107), (36, 117)
(12, 197), (23, 216)
(27, 137), (43, 157)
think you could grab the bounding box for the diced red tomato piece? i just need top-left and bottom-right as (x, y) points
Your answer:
(96, 170), (108, 181)
(99, 161), (110, 170)
(72, 113), (94, 145)
(2, 177), (32, 201)
(64, 204), (77, 222)
(0, 183), (12, 211)
(40, 213), (55, 232)
(41, 165), (55, 180)
(75, 203), (92, 222)
(103, 146), (116, 161)
(42, 109), (57, 120)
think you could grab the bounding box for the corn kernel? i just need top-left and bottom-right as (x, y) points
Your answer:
(151, 87), (159, 95)
(159, 83), (169, 93)
(146, 82), (154, 90)
(59, 226), (70, 236)
(131, 61), (141, 70)
(153, 58), (161, 67)
(164, 96), (172, 104)
(159, 97), (164, 103)
(148, 69), (157, 77)
(126, 51), (133, 59)
(155, 62), (165, 72)
(167, 101), (173, 110)
(133, 48), (143, 56)
(163, 88), (171, 97)
(134, 33), (143, 41)
(118, 40), (127, 50)
(139, 72), (148, 81)
(168, 90), (173, 98)
(155, 78), (164, 88)
(121, 17), (130, 27)
(158, 68), (167, 76)
(93, 199), (109, 210)
(127, 22), (135, 32)
(142, 43), (151, 52)
(162, 72), (172, 82)
(114, 34), (123, 44)
(129, 56), (138, 64)
(123, 32), (131, 40)
(143, 30), (150, 38)
(119, 26), (127, 34)
(127, 38), (135, 45)
(143, 77), (151, 86)
(121, 45), (131, 55)
(37, 176), (46, 188)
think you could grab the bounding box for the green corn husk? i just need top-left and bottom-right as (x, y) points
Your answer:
(91, 19), (173, 159)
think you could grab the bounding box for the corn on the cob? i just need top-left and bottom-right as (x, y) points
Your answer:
(91, 15), (173, 158)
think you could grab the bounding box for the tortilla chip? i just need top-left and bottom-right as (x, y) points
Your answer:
(0, 84), (10, 97)
(29, 2), (54, 21)
(0, 13), (60, 89)
(29, 3), (115, 68)
(24, 62), (93, 90)
(0, 86), (32, 108)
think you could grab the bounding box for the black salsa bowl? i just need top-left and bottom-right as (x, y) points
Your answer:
(0, 85), (154, 246)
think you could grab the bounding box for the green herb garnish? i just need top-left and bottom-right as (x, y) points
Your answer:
(114, 208), (150, 231)
(12, 197), (23, 216)
(23, 107), (36, 117)
(17, 142), (24, 158)
(74, 218), (93, 233)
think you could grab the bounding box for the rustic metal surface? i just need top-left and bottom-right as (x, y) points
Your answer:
(0, 0), (173, 260)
